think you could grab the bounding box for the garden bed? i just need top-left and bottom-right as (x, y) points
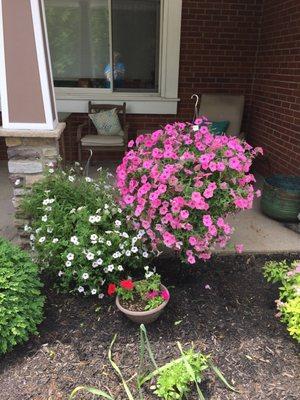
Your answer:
(0, 253), (299, 400)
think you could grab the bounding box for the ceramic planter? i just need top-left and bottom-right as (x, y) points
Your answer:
(116, 284), (169, 324)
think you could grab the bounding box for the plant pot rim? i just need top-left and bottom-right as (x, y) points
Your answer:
(115, 284), (169, 316)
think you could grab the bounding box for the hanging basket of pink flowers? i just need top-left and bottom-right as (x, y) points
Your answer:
(116, 117), (263, 264)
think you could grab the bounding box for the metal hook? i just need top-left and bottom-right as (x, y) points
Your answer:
(191, 94), (200, 122)
(84, 149), (93, 177)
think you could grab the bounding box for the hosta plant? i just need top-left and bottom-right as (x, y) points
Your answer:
(264, 259), (300, 342)
(0, 237), (44, 355)
(117, 118), (262, 264)
(21, 166), (151, 297)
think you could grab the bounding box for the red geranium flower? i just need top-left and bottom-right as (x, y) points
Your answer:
(107, 283), (116, 296)
(120, 279), (134, 291)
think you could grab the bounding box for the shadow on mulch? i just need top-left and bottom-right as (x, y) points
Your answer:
(0, 253), (299, 400)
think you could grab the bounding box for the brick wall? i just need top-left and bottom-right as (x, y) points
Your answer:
(248, 0), (300, 176)
(62, 0), (263, 162)
(1, 0), (299, 175)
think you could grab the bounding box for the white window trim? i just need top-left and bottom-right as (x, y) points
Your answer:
(53, 0), (182, 114)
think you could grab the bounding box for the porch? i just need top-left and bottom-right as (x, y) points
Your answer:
(1, 159), (299, 253)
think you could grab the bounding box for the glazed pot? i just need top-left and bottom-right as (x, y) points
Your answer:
(116, 285), (169, 324)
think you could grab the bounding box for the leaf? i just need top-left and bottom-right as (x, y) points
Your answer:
(208, 360), (238, 393)
(177, 342), (205, 400)
(69, 385), (114, 399)
(108, 334), (135, 400)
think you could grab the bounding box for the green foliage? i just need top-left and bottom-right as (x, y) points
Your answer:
(264, 259), (300, 342)
(135, 273), (161, 297)
(21, 166), (149, 297)
(263, 260), (290, 283)
(154, 349), (209, 400)
(116, 274), (168, 311)
(0, 237), (44, 355)
(70, 325), (236, 400)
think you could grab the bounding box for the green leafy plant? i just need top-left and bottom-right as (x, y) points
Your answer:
(263, 259), (300, 342)
(70, 325), (236, 400)
(0, 237), (44, 355)
(21, 165), (151, 297)
(108, 273), (170, 311)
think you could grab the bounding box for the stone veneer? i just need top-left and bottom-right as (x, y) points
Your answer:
(0, 123), (66, 246)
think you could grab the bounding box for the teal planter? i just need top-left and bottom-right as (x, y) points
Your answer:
(261, 175), (300, 222)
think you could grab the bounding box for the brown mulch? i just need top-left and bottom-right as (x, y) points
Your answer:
(0, 253), (299, 400)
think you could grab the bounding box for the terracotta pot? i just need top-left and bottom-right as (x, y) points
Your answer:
(116, 285), (169, 324)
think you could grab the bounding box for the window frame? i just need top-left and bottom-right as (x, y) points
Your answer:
(49, 0), (182, 114)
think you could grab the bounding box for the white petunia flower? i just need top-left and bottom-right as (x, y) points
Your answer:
(68, 176), (75, 182)
(39, 236), (46, 243)
(112, 251), (121, 259)
(65, 261), (72, 267)
(125, 250), (131, 257)
(115, 220), (121, 227)
(30, 234), (35, 241)
(85, 177), (92, 183)
(15, 179), (21, 186)
(131, 247), (138, 253)
(70, 236), (79, 245)
(117, 265), (124, 271)
(96, 250), (102, 255)
(137, 230), (145, 239)
(117, 208), (122, 213)
(58, 271), (64, 277)
(97, 258), (103, 265)
(104, 204), (109, 210)
(89, 215), (96, 224)
(90, 234), (98, 242)
(98, 293), (105, 299)
(106, 240), (112, 246)
(52, 238), (59, 243)
(78, 286), (84, 293)
(43, 199), (50, 206)
(119, 244), (124, 250)
(107, 264), (114, 272)
(45, 206), (52, 212)
(70, 208), (76, 214)
(122, 232), (129, 239)
(24, 224), (31, 232)
(145, 271), (154, 279)
(142, 251), (149, 258)
(47, 227), (53, 233)
(36, 228), (41, 234)
(91, 288), (97, 295)
(49, 168), (54, 174)
(82, 273), (89, 280)
(103, 267), (108, 273)
(67, 253), (74, 261)
(86, 252), (95, 261)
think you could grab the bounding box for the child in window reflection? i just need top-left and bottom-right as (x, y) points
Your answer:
(104, 51), (125, 88)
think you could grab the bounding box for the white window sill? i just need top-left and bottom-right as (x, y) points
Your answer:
(55, 89), (180, 114)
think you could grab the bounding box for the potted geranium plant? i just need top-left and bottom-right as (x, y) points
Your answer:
(108, 272), (170, 324)
(116, 118), (263, 264)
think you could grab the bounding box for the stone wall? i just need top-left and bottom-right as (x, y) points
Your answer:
(0, 124), (65, 246)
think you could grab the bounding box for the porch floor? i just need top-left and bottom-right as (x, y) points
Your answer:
(0, 160), (299, 253)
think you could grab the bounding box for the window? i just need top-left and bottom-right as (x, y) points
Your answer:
(44, 0), (182, 114)
(45, 0), (160, 92)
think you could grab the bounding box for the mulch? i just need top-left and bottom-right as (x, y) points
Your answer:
(0, 253), (299, 400)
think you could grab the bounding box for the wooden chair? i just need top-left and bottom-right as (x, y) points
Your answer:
(76, 101), (128, 163)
